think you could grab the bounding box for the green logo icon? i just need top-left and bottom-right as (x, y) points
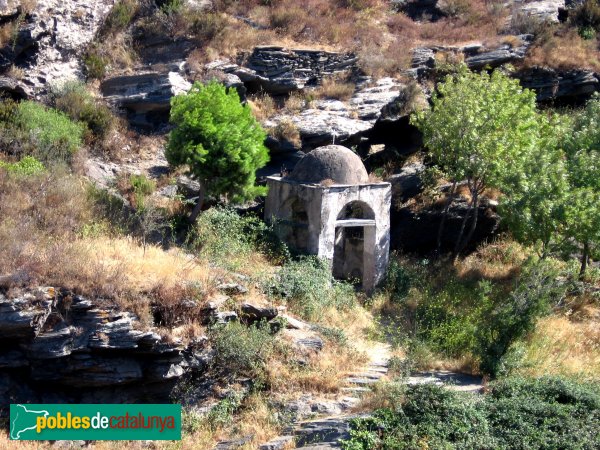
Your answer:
(10, 404), (181, 440)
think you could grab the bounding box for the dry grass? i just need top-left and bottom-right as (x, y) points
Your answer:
(517, 311), (600, 382)
(155, 0), (509, 76)
(313, 77), (356, 101)
(456, 238), (529, 281)
(526, 29), (600, 71)
(248, 92), (277, 121)
(269, 119), (301, 147)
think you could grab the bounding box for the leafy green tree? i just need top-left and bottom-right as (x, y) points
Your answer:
(411, 67), (540, 256)
(564, 94), (600, 278)
(498, 115), (570, 258)
(166, 81), (269, 222)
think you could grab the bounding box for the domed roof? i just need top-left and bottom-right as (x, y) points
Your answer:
(286, 145), (368, 185)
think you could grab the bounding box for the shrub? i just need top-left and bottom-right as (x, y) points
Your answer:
(209, 321), (276, 379)
(102, 0), (138, 35)
(344, 377), (600, 450)
(0, 156), (45, 176)
(190, 207), (289, 268)
(83, 49), (108, 80)
(129, 174), (156, 208)
(570, 0), (600, 32)
(191, 12), (226, 43)
(51, 81), (114, 142)
(269, 119), (301, 148)
(266, 256), (356, 320)
(476, 260), (568, 376)
(391, 256), (567, 376)
(438, 0), (472, 18)
(14, 101), (84, 164)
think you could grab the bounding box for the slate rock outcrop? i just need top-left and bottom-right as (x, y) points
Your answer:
(231, 46), (359, 95)
(0, 287), (210, 410)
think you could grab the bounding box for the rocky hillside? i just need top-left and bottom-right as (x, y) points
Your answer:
(0, 1), (599, 449)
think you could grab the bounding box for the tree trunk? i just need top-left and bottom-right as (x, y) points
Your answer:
(453, 183), (474, 259)
(579, 241), (589, 281)
(456, 188), (481, 256)
(437, 180), (457, 255)
(188, 184), (206, 224)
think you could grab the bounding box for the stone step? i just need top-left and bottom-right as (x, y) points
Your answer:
(259, 435), (294, 450)
(345, 376), (380, 385)
(293, 417), (351, 448)
(340, 386), (371, 394)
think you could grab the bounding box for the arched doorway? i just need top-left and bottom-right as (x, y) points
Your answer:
(333, 201), (376, 287)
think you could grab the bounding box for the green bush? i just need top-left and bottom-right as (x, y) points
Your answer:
(476, 261), (567, 376)
(129, 174), (156, 209)
(343, 377), (600, 450)
(392, 258), (567, 376)
(209, 321), (275, 379)
(14, 101), (84, 164)
(0, 156), (45, 176)
(570, 0), (600, 32)
(51, 81), (114, 142)
(190, 207), (289, 268)
(84, 49), (108, 80)
(103, 0), (138, 34)
(266, 256), (356, 320)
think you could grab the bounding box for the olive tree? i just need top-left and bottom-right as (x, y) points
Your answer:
(166, 81), (269, 222)
(411, 67), (540, 256)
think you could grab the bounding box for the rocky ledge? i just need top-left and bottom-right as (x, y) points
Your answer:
(210, 46), (359, 96)
(0, 287), (210, 412)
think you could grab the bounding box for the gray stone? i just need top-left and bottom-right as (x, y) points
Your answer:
(387, 162), (425, 203)
(2, 0), (114, 96)
(295, 337), (324, 352)
(294, 417), (352, 448)
(515, 67), (600, 102)
(240, 46), (358, 95)
(0, 76), (27, 99)
(270, 78), (406, 151)
(513, 0), (565, 23)
(101, 71), (191, 115)
(0, 291), (54, 339)
(240, 303), (278, 322)
(259, 435), (294, 450)
(217, 283), (248, 295)
(286, 146), (368, 185)
(214, 435), (254, 450)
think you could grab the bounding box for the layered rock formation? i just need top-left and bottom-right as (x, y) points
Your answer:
(0, 0), (113, 97)
(211, 46), (359, 95)
(0, 287), (209, 410)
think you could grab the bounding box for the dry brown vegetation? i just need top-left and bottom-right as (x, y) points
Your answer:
(526, 29), (600, 71)
(516, 310), (600, 381)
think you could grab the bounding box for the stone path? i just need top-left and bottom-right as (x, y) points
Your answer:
(258, 342), (484, 450)
(259, 343), (392, 450)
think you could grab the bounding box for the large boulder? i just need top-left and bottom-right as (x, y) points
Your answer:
(0, 0), (114, 96)
(208, 47), (358, 95)
(0, 288), (210, 404)
(100, 69), (191, 127)
(409, 36), (532, 79)
(267, 78), (409, 151)
(512, 0), (566, 23)
(515, 67), (600, 103)
(391, 195), (500, 255)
